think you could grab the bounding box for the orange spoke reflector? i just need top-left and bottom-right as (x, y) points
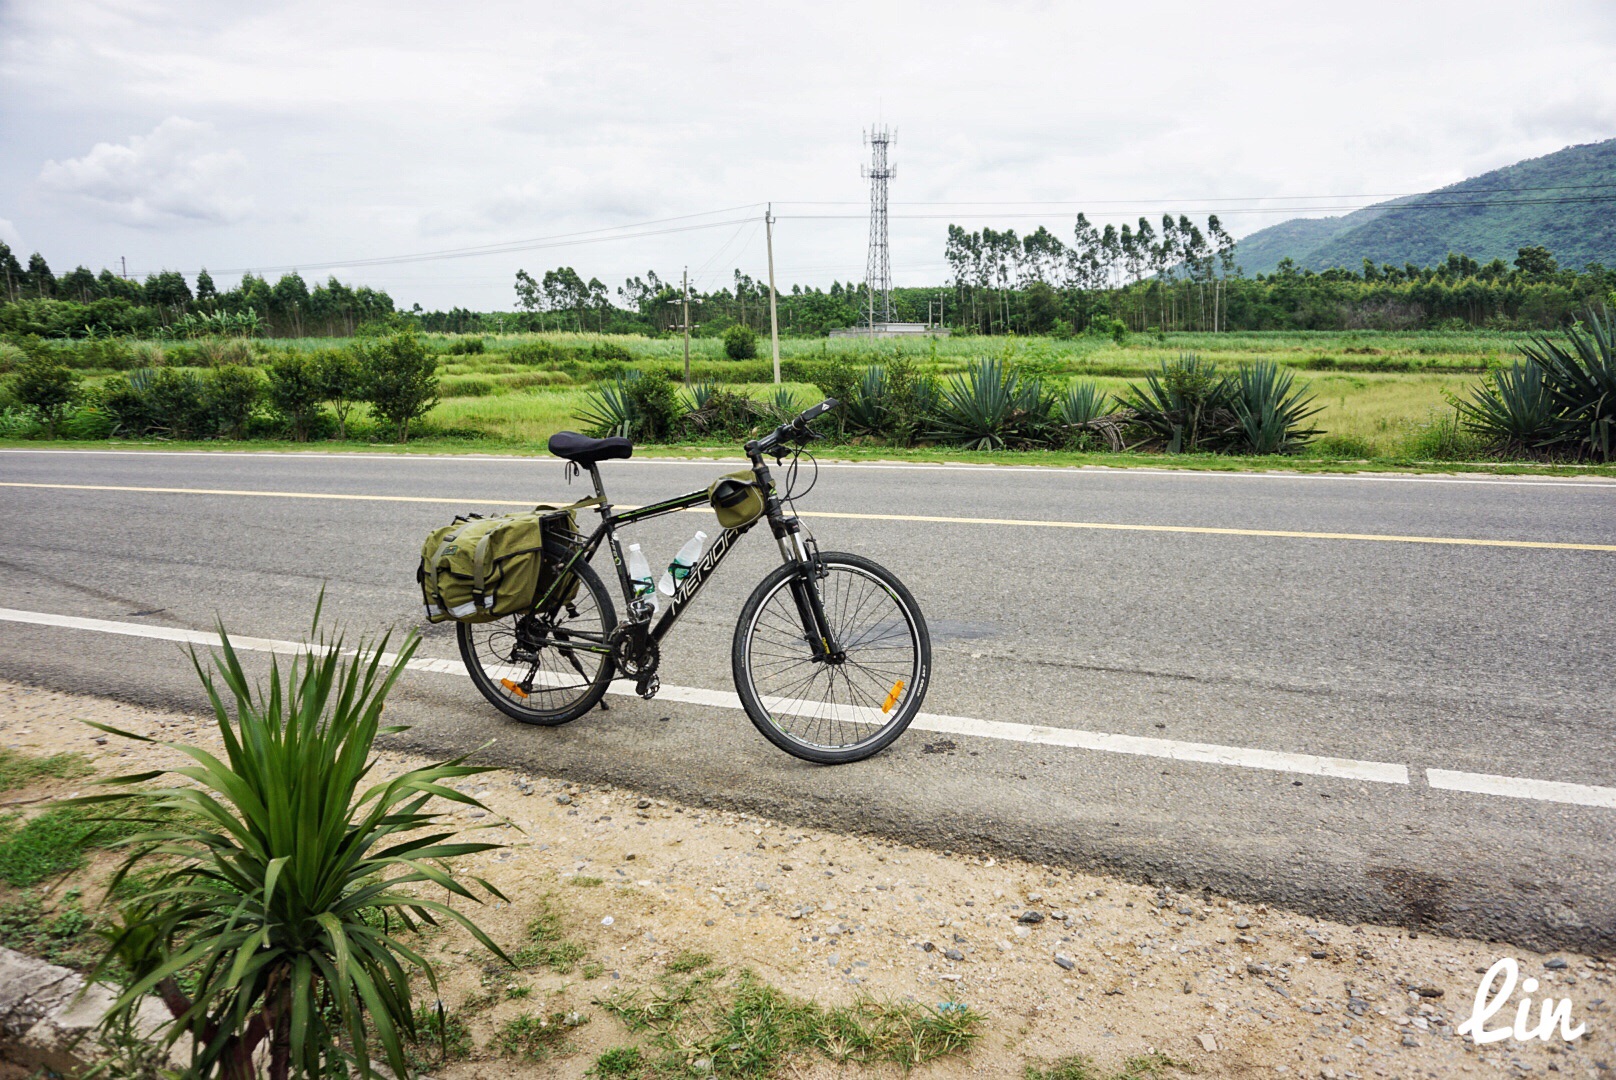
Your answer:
(500, 678), (530, 699)
(881, 679), (906, 714)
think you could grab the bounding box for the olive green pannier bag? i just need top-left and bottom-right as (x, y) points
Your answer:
(707, 470), (766, 530)
(417, 498), (596, 623)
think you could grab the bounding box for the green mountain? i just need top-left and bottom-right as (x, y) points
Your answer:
(1233, 139), (1616, 275)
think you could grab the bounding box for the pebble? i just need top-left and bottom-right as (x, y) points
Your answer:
(555, 794), (572, 805)
(600, 916), (614, 926)
(1401, 1035), (1420, 1048)
(1545, 957), (1569, 970)
(1053, 954), (1075, 971)
(943, 948), (964, 962)
(1197, 1032), (1218, 1052)
(1235, 917), (1251, 929)
(1018, 910), (1045, 925)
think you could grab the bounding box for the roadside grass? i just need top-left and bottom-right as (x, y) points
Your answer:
(0, 893), (102, 969)
(0, 747), (92, 793)
(494, 1010), (585, 1060)
(511, 893), (588, 974)
(0, 805), (150, 887)
(595, 953), (981, 1078)
(404, 1006), (473, 1071)
(1022, 1052), (1184, 1080)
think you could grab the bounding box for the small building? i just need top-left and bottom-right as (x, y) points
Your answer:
(828, 322), (950, 339)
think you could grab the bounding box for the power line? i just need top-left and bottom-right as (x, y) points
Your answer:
(775, 180), (1616, 208)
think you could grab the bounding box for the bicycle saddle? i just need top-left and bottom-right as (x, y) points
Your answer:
(547, 431), (633, 464)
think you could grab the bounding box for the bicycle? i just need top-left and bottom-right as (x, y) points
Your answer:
(457, 398), (932, 764)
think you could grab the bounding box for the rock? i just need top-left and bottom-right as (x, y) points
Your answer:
(921, 941), (935, 952)
(1415, 986), (1444, 998)
(637, 798), (652, 809)
(943, 948), (964, 962)
(1545, 957), (1569, 970)
(1018, 910), (1045, 924)
(1236, 934), (1260, 945)
(1177, 906), (1193, 915)
(1053, 954), (1075, 971)
(1235, 917), (1251, 929)
(1247, 962), (1273, 977)
(1197, 1032), (1218, 1052)
(600, 916), (614, 926)
(555, 794), (572, 805)
(1348, 1036), (1367, 1049)
(1401, 1035), (1420, 1048)
(1311, 949), (1328, 959)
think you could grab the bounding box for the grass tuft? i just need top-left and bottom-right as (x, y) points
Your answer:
(512, 893), (587, 973)
(663, 949), (713, 974)
(569, 875), (604, 887)
(0, 748), (93, 793)
(1023, 1051), (1183, 1080)
(496, 1010), (584, 1060)
(0, 806), (148, 886)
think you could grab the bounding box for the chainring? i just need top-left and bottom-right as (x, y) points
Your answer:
(609, 625), (659, 679)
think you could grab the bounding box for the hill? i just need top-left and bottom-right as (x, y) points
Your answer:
(1233, 139), (1616, 275)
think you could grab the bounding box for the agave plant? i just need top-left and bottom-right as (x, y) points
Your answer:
(1454, 361), (1560, 456)
(931, 357), (1021, 450)
(574, 371), (641, 438)
(1517, 308), (1616, 461)
(75, 610), (508, 1080)
(682, 378), (718, 412)
(765, 385), (802, 421)
(844, 365), (889, 434)
(1057, 379), (1126, 451)
(1117, 354), (1237, 453)
(1227, 361), (1324, 454)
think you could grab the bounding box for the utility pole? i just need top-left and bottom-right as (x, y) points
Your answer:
(120, 256), (128, 280)
(765, 205), (781, 385)
(681, 267), (691, 383)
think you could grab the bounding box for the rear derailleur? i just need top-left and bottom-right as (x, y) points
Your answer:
(609, 620), (661, 700)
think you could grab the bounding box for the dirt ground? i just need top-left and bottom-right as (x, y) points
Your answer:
(0, 679), (1609, 1079)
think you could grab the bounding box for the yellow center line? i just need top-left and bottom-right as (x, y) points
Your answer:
(4, 480), (1613, 552)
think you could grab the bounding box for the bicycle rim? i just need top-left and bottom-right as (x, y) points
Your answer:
(740, 559), (923, 755)
(460, 577), (613, 721)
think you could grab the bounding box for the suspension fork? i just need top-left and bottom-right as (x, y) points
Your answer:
(777, 526), (841, 662)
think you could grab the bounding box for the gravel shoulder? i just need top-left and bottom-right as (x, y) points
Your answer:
(0, 680), (1610, 1079)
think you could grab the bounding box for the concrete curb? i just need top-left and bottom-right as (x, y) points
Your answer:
(0, 947), (169, 1075)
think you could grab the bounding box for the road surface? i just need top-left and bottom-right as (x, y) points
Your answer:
(1, 447), (1613, 951)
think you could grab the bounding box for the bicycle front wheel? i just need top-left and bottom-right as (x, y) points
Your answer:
(732, 551), (930, 764)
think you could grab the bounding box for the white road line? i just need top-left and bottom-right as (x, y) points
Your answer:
(3, 448), (1613, 489)
(0, 605), (1421, 789)
(1425, 769), (1616, 809)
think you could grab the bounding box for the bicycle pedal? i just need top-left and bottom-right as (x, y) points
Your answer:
(637, 674), (660, 700)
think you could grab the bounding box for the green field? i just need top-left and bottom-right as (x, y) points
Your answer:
(8, 328), (1610, 473)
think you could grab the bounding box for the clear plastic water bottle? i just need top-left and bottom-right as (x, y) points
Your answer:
(626, 543), (655, 599)
(658, 530), (708, 596)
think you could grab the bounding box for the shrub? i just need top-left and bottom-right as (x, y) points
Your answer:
(576, 373), (640, 438)
(1403, 408), (1485, 461)
(361, 331), (439, 442)
(1514, 308), (1616, 460)
(10, 347), (80, 436)
(1226, 361), (1323, 454)
(1117, 354), (1237, 453)
(683, 378), (718, 411)
(266, 352), (325, 441)
(204, 364), (263, 440)
(587, 341), (634, 364)
(683, 388), (764, 441)
(1453, 361), (1560, 457)
(626, 369), (684, 440)
(508, 340), (570, 366)
(76, 608), (508, 1080)
(0, 341), (26, 374)
(144, 369), (210, 438)
(315, 347), (364, 439)
(931, 357), (1049, 450)
(1308, 433), (1378, 459)
(445, 336), (486, 355)
(723, 323), (759, 360)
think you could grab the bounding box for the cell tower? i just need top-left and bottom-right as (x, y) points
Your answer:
(862, 126), (895, 324)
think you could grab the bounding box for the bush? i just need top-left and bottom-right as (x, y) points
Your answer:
(1403, 409), (1486, 461)
(76, 608), (508, 1080)
(723, 323), (759, 360)
(204, 364), (263, 440)
(10, 346), (80, 436)
(508, 340), (570, 366)
(361, 331), (439, 442)
(1226, 361), (1323, 454)
(266, 352), (325, 441)
(1308, 433), (1378, 459)
(626, 369), (683, 440)
(931, 357), (1050, 450)
(145, 369), (210, 438)
(445, 336), (486, 355)
(315, 347), (364, 439)
(1117, 354), (1236, 453)
(587, 341), (634, 364)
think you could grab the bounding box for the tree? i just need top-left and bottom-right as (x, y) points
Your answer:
(12, 345), (80, 436)
(0, 242), (22, 302)
(723, 323), (758, 360)
(266, 352), (324, 441)
(204, 364), (263, 440)
(361, 331), (438, 442)
(195, 268), (218, 303)
(24, 252), (55, 299)
(315, 347), (363, 439)
(1515, 246), (1559, 279)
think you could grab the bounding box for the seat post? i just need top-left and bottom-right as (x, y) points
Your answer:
(587, 464), (607, 501)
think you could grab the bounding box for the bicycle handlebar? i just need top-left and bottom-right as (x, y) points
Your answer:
(751, 398), (839, 456)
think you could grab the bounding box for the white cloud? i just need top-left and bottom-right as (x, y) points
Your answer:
(36, 118), (251, 227)
(0, 219), (22, 252)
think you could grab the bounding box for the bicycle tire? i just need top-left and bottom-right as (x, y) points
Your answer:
(732, 551), (930, 764)
(458, 552), (618, 726)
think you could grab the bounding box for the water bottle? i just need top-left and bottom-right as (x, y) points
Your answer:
(626, 543), (654, 599)
(658, 530), (708, 596)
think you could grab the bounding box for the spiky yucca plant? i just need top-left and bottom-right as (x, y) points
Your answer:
(1227, 361), (1323, 454)
(1454, 361), (1560, 456)
(575, 371), (641, 437)
(1518, 308), (1616, 460)
(74, 611), (508, 1080)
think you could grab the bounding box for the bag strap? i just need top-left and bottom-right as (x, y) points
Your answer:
(424, 533), (458, 601)
(471, 530), (495, 601)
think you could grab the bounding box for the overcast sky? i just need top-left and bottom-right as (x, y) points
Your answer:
(3, 0), (1614, 309)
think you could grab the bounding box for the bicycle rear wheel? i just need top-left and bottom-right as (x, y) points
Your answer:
(458, 552), (617, 725)
(732, 551), (930, 764)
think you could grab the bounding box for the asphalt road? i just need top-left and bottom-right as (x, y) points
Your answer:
(2, 447), (1614, 951)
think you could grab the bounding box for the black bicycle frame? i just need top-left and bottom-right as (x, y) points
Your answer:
(531, 455), (838, 656)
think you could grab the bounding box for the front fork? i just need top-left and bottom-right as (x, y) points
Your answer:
(776, 525), (842, 663)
